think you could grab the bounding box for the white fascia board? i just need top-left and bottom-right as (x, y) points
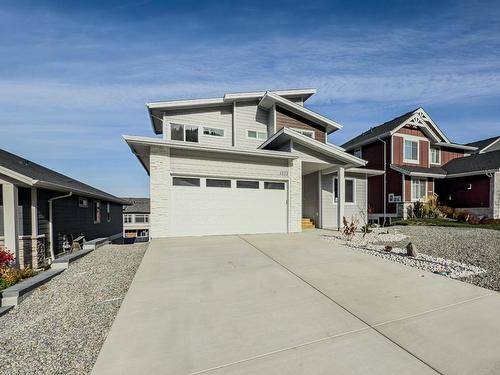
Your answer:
(224, 88), (316, 101)
(0, 166), (36, 186)
(415, 107), (450, 143)
(260, 128), (365, 167)
(479, 138), (500, 153)
(389, 113), (441, 143)
(346, 167), (385, 176)
(147, 97), (226, 110)
(342, 132), (392, 151)
(389, 164), (446, 179)
(33, 181), (128, 204)
(258, 92), (342, 131)
(434, 142), (478, 151)
(445, 169), (500, 178)
(122, 135), (297, 160)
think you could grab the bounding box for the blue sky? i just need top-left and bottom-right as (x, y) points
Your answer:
(1, 0), (499, 197)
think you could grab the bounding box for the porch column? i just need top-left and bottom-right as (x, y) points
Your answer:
(31, 187), (39, 268)
(337, 166), (345, 230)
(2, 182), (19, 262)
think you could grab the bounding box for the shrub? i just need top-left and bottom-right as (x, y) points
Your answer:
(342, 216), (359, 241)
(438, 205), (455, 218)
(0, 249), (15, 268)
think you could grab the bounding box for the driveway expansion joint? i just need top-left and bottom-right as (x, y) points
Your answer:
(237, 235), (446, 375)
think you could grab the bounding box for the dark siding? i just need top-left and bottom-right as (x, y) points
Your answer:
(52, 195), (122, 255)
(276, 107), (326, 143)
(435, 175), (491, 208)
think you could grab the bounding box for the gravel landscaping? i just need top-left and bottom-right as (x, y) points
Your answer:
(0, 243), (147, 375)
(324, 225), (500, 291)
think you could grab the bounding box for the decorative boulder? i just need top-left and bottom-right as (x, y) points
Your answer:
(406, 242), (418, 257)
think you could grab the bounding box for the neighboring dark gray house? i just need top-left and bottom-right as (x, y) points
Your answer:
(122, 198), (150, 242)
(466, 136), (500, 154)
(0, 148), (128, 268)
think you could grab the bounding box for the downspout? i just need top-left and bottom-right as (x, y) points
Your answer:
(377, 136), (387, 226)
(48, 192), (73, 261)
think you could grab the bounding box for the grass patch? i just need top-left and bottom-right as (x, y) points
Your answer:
(391, 218), (500, 231)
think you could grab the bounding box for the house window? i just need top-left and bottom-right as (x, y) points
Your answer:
(404, 140), (418, 162)
(107, 202), (111, 222)
(290, 128), (315, 139)
(247, 130), (267, 140)
(333, 178), (355, 203)
(78, 197), (88, 208)
(430, 147), (440, 164)
(236, 180), (259, 189)
(123, 214), (133, 224)
(202, 127), (225, 137)
(411, 178), (427, 201)
(354, 148), (362, 158)
(170, 123), (199, 143)
(93, 201), (101, 224)
(206, 179), (231, 188)
(135, 214), (149, 223)
(264, 182), (285, 190)
(172, 177), (200, 187)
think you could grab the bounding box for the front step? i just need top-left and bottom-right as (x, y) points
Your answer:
(302, 218), (316, 229)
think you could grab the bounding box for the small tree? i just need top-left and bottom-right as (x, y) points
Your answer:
(342, 216), (359, 241)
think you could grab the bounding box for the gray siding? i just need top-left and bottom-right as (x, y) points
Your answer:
(164, 106), (233, 148)
(234, 101), (269, 149)
(321, 172), (368, 229)
(0, 187), (32, 237)
(302, 172), (319, 224)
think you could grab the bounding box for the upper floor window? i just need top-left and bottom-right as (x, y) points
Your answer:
(247, 130), (267, 140)
(404, 139), (418, 162)
(290, 128), (315, 139)
(354, 148), (362, 158)
(135, 214), (149, 223)
(430, 147), (440, 164)
(171, 123), (199, 143)
(124, 214), (133, 224)
(203, 127), (224, 137)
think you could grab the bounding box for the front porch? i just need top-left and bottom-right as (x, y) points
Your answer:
(0, 181), (48, 269)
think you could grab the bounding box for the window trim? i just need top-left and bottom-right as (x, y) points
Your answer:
(78, 197), (88, 208)
(290, 128), (315, 139)
(411, 178), (427, 201)
(170, 122), (200, 143)
(403, 138), (419, 164)
(106, 202), (111, 222)
(429, 147), (441, 165)
(172, 176), (201, 187)
(353, 148), (362, 158)
(236, 180), (260, 189)
(333, 177), (356, 204)
(123, 214), (133, 224)
(246, 130), (268, 140)
(263, 181), (286, 190)
(93, 200), (101, 224)
(202, 126), (225, 138)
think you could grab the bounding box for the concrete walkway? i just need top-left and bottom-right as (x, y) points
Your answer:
(92, 231), (500, 375)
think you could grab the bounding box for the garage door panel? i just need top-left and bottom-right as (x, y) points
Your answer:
(169, 180), (287, 237)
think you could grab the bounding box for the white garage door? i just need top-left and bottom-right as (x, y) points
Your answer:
(169, 176), (288, 236)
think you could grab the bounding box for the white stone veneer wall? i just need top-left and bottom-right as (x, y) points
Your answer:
(289, 158), (302, 232)
(150, 146), (170, 238)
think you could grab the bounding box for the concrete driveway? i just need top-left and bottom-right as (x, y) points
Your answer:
(92, 230), (500, 375)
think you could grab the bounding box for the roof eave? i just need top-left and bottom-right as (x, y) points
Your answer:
(434, 142), (478, 151)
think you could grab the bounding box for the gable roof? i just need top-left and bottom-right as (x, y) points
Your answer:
(147, 88), (317, 134)
(341, 109), (418, 150)
(0, 149), (127, 204)
(123, 198), (150, 213)
(466, 136), (500, 153)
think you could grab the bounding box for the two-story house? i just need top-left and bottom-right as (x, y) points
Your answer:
(342, 108), (500, 223)
(122, 197), (150, 242)
(125, 89), (383, 238)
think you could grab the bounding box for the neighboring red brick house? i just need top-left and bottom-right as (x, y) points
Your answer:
(342, 108), (500, 223)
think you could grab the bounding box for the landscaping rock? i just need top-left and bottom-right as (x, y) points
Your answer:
(406, 242), (418, 257)
(0, 242), (147, 375)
